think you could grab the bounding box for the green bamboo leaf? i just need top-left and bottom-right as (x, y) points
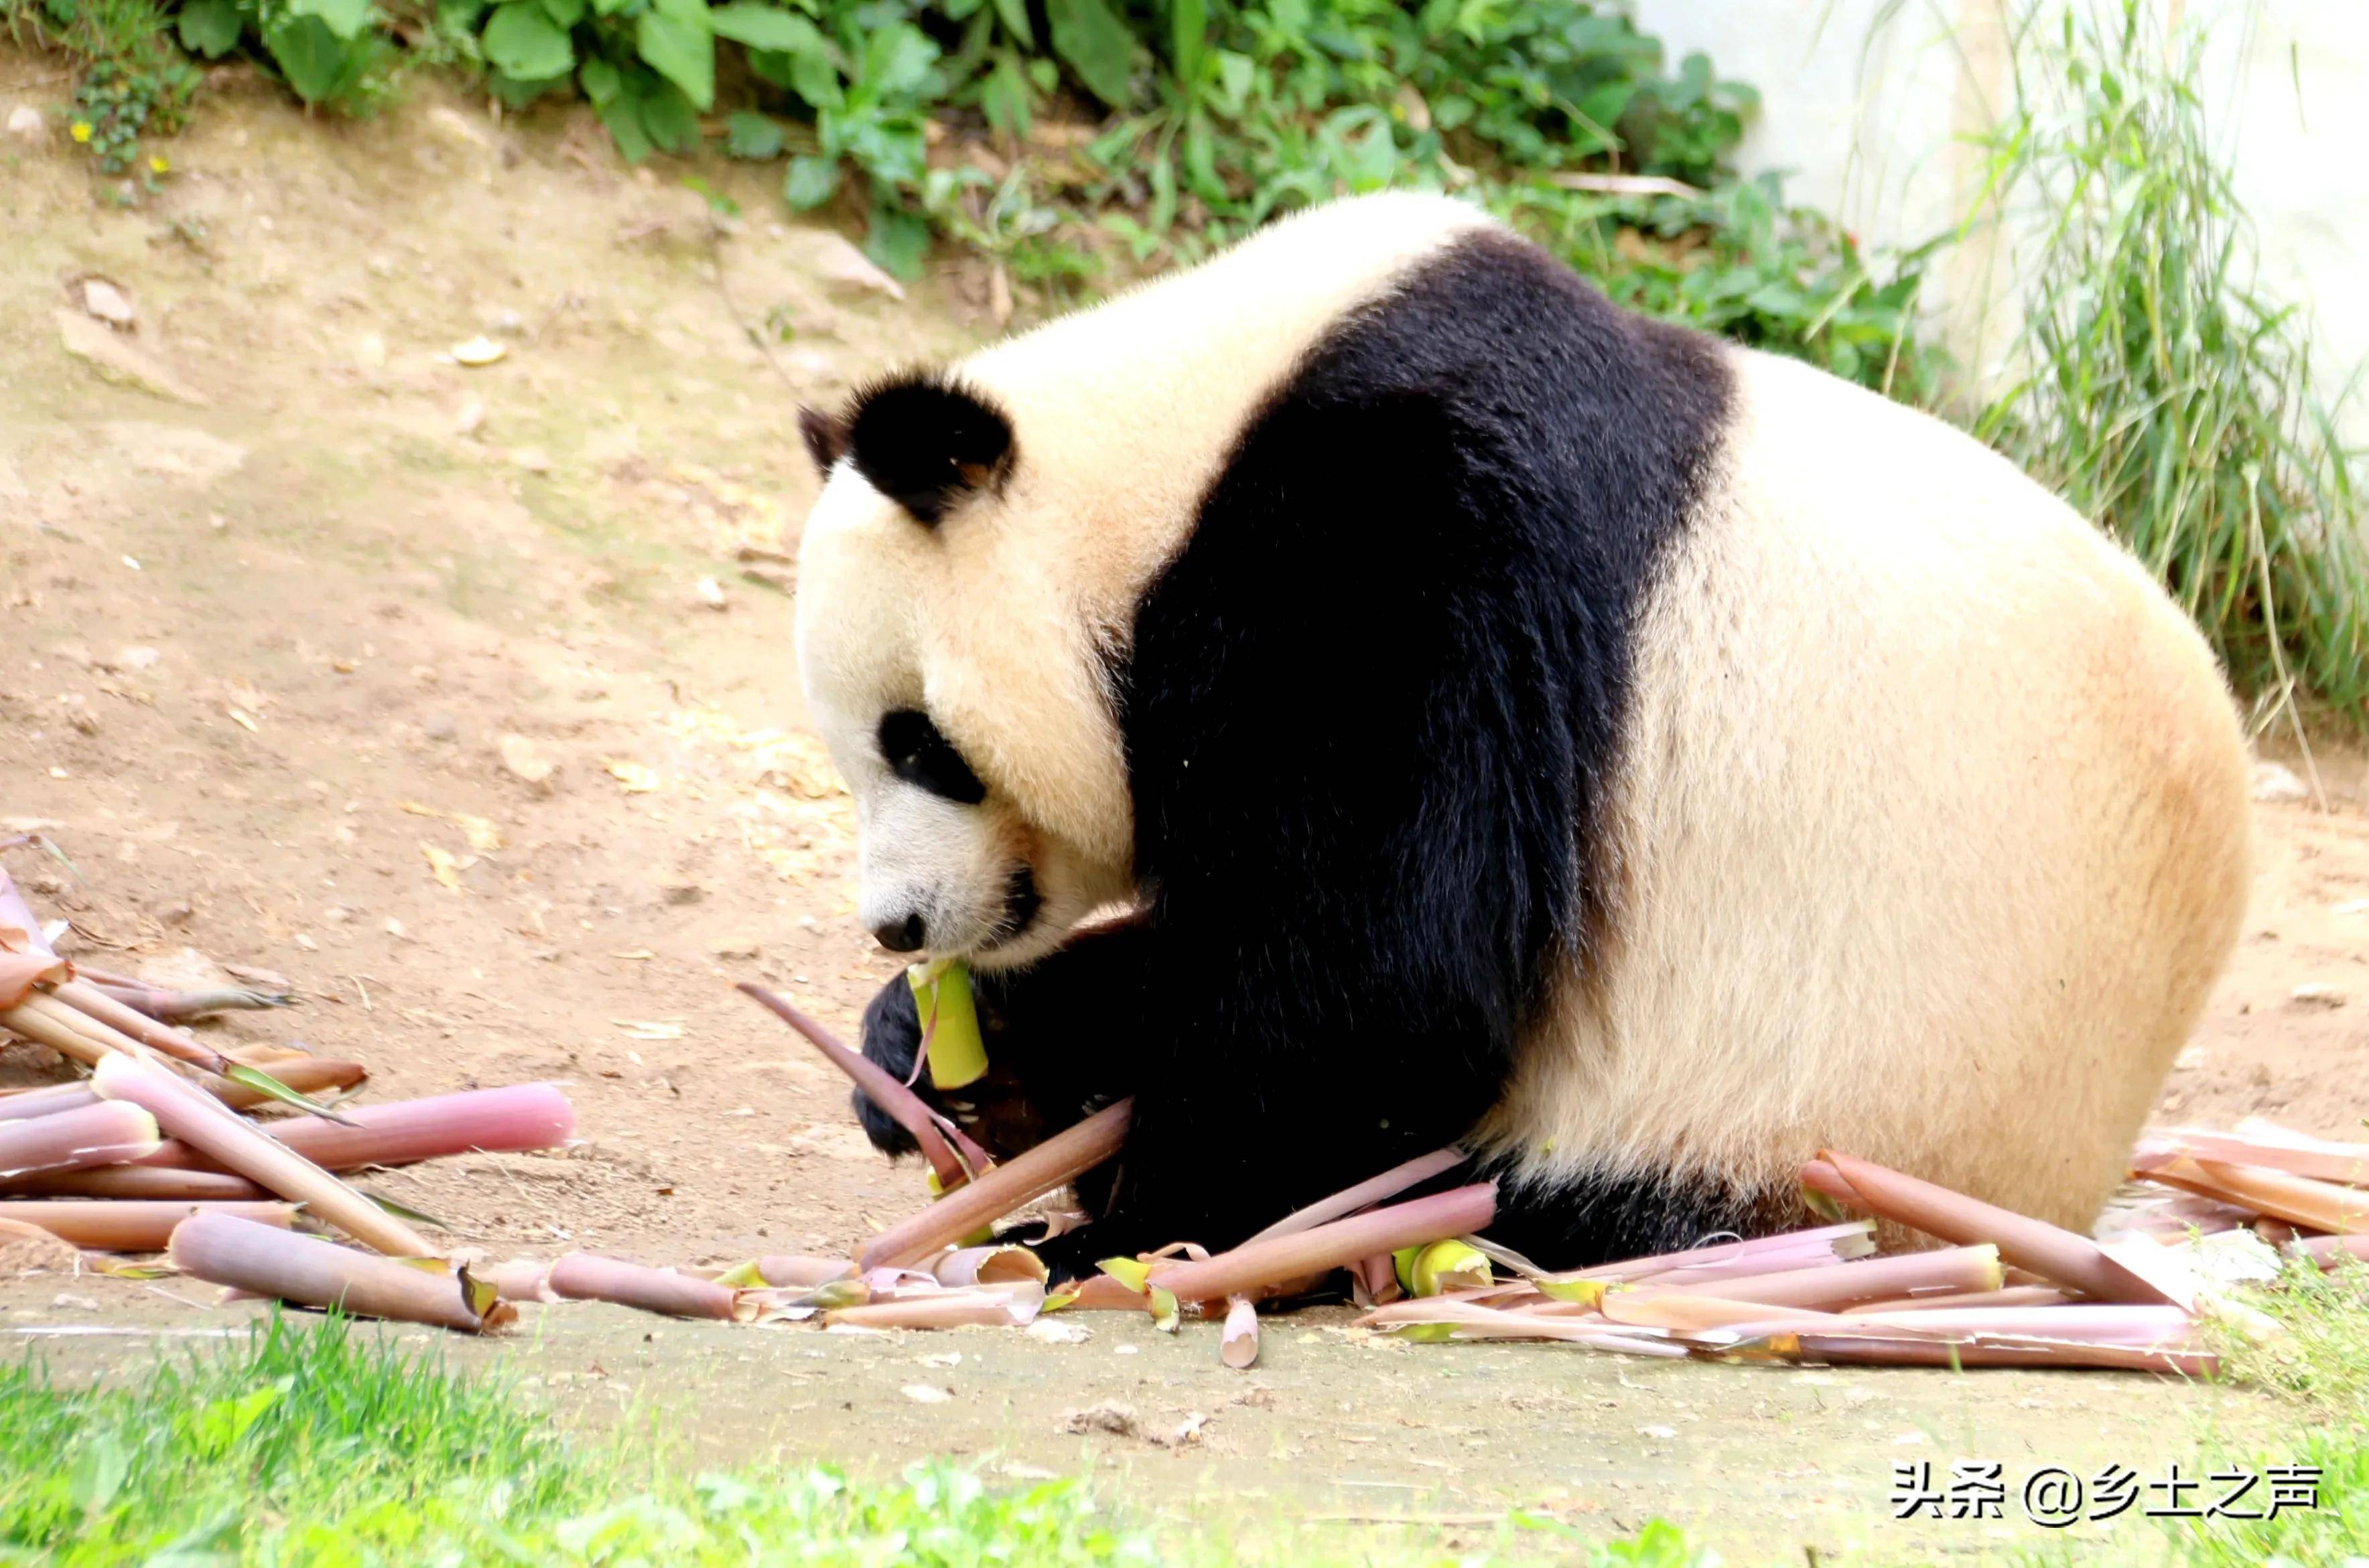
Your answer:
(363, 1190), (457, 1231)
(222, 1063), (362, 1126)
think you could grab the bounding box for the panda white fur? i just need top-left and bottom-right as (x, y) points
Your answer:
(791, 190), (2251, 1275)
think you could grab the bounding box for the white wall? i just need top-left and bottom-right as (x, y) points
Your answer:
(1628, 0), (2369, 439)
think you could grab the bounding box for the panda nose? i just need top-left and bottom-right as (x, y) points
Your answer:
(871, 913), (927, 954)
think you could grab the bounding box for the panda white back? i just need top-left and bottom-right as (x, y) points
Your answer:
(793, 192), (2250, 1269)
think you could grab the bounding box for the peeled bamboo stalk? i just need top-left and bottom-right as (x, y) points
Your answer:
(140, 1083), (574, 1174)
(169, 1211), (509, 1332)
(859, 1100), (1132, 1271)
(547, 1254), (748, 1321)
(1815, 1150), (2169, 1304)
(92, 1054), (432, 1257)
(738, 984), (993, 1186)
(1245, 1147), (1468, 1242)
(0, 1101), (160, 1178)
(2, 1163), (268, 1200)
(1146, 1184), (1498, 1305)
(0, 1198), (293, 1249)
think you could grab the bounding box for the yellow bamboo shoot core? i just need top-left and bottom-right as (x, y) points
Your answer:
(908, 958), (988, 1090)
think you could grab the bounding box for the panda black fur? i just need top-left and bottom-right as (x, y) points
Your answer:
(793, 192), (2251, 1277)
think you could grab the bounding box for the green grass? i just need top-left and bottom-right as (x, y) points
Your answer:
(0, 1312), (1725, 1567)
(0, 1313), (1159, 1566)
(1958, 0), (2369, 727)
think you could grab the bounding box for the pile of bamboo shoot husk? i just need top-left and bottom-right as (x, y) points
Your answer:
(0, 863), (577, 1331)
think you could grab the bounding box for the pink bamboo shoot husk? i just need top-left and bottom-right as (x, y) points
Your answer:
(1357, 1297), (1691, 1356)
(2, 1163), (269, 1200)
(1640, 1245), (2003, 1312)
(933, 1244), (1048, 1287)
(825, 1286), (1042, 1330)
(0, 869), (68, 1011)
(547, 1253), (748, 1321)
(0, 1100), (159, 1178)
(92, 1053), (432, 1257)
(1220, 1297), (1260, 1368)
(209, 1058), (367, 1109)
(1785, 1333), (2215, 1376)
(753, 1255), (860, 1288)
(1836, 1304), (2199, 1348)
(1145, 1183), (1497, 1305)
(1816, 1149), (2169, 1304)
(139, 1083), (574, 1173)
(167, 1211), (509, 1332)
(736, 985), (991, 1186)
(0, 1198), (292, 1249)
(1245, 1147), (1467, 1242)
(490, 1259), (559, 1303)
(49, 980), (229, 1072)
(1842, 1285), (2072, 1313)
(1562, 1220), (1877, 1285)
(860, 1100), (1132, 1271)
(1599, 1290), (1852, 1336)
(2149, 1126), (2369, 1184)
(2151, 1157), (2369, 1236)
(1054, 1272), (1152, 1311)
(0, 1083), (100, 1123)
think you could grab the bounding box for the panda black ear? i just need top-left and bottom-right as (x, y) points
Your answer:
(843, 374), (1015, 526)
(799, 405), (848, 474)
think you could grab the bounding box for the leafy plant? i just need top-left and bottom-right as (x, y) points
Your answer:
(1959, 0), (2369, 721)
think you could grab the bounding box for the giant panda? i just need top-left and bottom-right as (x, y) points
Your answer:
(789, 190), (2251, 1279)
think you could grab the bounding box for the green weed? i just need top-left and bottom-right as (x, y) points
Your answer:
(1958, 0), (2369, 723)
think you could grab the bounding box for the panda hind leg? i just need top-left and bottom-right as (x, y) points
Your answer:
(1476, 1161), (1805, 1273)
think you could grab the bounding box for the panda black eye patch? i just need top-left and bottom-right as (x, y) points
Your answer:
(878, 709), (988, 804)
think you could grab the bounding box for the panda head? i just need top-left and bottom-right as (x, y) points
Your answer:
(792, 370), (1141, 971)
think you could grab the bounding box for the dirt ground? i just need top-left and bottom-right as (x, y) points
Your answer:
(1, 55), (2363, 1559)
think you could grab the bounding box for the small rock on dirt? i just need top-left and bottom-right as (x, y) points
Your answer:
(693, 575), (727, 610)
(805, 231), (907, 301)
(78, 278), (137, 329)
(662, 883), (704, 906)
(707, 935), (760, 959)
(497, 732), (556, 789)
(2289, 983), (2346, 1010)
(1025, 1318), (1091, 1345)
(1057, 1401), (1138, 1437)
(901, 1384), (953, 1404)
(6, 104), (44, 141)
(56, 309), (205, 405)
(2250, 762), (2309, 804)
(423, 713), (460, 742)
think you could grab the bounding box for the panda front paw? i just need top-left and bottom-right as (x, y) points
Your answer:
(852, 974), (927, 1157)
